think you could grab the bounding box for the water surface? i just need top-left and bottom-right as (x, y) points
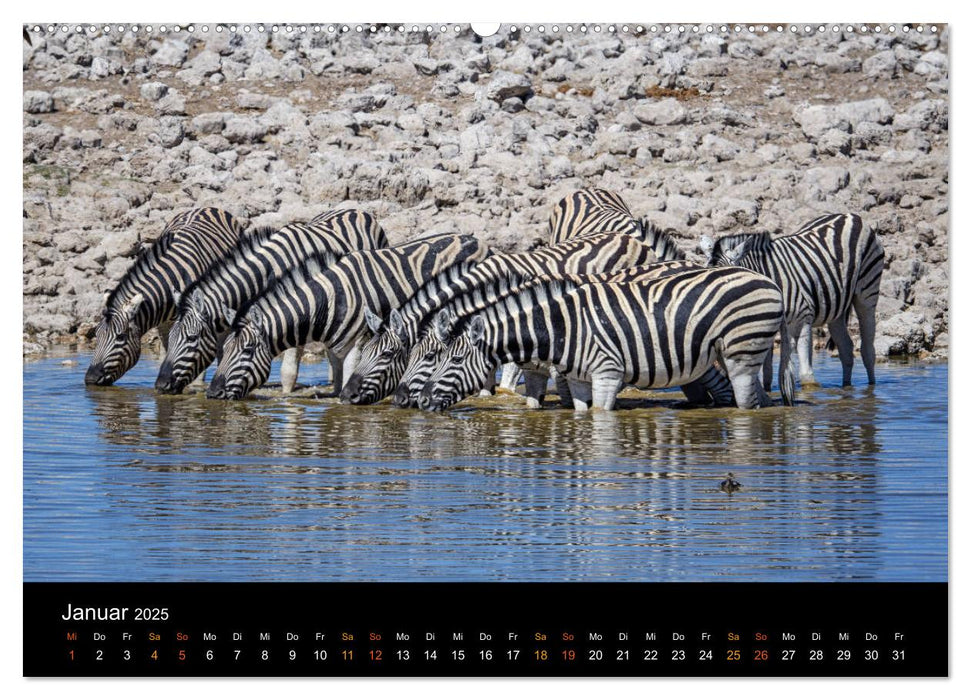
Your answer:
(23, 351), (947, 582)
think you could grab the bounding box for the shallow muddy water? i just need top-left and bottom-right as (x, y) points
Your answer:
(24, 350), (947, 582)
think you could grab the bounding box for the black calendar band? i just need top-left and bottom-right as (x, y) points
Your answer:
(24, 582), (947, 677)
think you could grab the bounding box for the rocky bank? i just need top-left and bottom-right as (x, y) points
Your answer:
(22, 23), (949, 359)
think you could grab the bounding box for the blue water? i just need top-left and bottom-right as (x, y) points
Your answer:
(23, 350), (947, 582)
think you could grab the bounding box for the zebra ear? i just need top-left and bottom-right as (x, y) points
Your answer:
(699, 236), (715, 257)
(171, 287), (182, 307)
(248, 307), (268, 334)
(433, 309), (454, 344)
(467, 315), (486, 344)
(725, 240), (750, 264)
(122, 293), (144, 321)
(221, 303), (237, 327)
(389, 309), (405, 338)
(363, 307), (384, 335)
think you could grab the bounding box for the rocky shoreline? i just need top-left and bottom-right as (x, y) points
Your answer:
(23, 24), (948, 359)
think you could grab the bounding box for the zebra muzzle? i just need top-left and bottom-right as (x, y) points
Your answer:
(84, 364), (112, 386)
(338, 375), (362, 405)
(392, 385), (413, 408)
(154, 364), (182, 394)
(206, 375), (229, 400)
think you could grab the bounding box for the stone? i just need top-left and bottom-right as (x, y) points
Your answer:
(633, 98), (686, 126)
(153, 40), (189, 68)
(863, 51), (897, 77)
(24, 90), (54, 113)
(486, 71), (532, 103)
(223, 116), (269, 144)
(156, 117), (185, 148)
(139, 82), (169, 101)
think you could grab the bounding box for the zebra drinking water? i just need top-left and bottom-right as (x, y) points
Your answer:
(84, 208), (244, 386)
(416, 267), (795, 412)
(205, 234), (488, 400)
(154, 209), (387, 395)
(390, 261), (735, 410)
(700, 212), (884, 387)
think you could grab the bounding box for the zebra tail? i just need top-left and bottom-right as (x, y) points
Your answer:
(778, 320), (796, 407)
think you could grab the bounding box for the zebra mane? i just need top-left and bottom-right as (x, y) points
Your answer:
(103, 224), (179, 313)
(176, 226), (282, 314)
(712, 231), (772, 255)
(231, 251), (330, 328)
(638, 218), (688, 261)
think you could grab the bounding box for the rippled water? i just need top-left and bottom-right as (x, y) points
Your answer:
(23, 349), (947, 582)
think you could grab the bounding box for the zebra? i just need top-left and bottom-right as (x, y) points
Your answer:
(339, 231), (672, 406)
(415, 267), (796, 412)
(390, 261), (736, 410)
(154, 209), (387, 395)
(699, 212), (884, 387)
(547, 187), (641, 244)
(205, 234), (488, 400)
(84, 207), (244, 386)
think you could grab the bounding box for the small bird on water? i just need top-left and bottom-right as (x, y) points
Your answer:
(720, 472), (741, 494)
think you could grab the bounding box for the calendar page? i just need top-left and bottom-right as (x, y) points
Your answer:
(22, 21), (948, 677)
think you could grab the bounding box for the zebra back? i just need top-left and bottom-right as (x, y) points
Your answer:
(547, 188), (640, 244)
(237, 233), (489, 357)
(309, 208), (389, 250)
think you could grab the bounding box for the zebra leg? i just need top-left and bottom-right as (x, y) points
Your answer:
(340, 345), (362, 392)
(762, 344), (774, 392)
(722, 355), (768, 409)
(567, 378), (593, 412)
(796, 321), (818, 386)
(523, 369), (549, 409)
(827, 317), (855, 387)
(854, 296), (878, 385)
(481, 368), (497, 397)
(552, 369), (574, 408)
(686, 366), (735, 406)
(592, 368), (625, 411)
(327, 349), (343, 390)
(498, 363), (522, 394)
(280, 346), (304, 394)
(680, 380), (711, 405)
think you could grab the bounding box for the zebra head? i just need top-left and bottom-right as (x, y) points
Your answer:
(700, 235), (754, 267)
(155, 288), (219, 394)
(392, 323), (450, 409)
(206, 306), (273, 400)
(340, 308), (409, 405)
(85, 293), (144, 386)
(418, 313), (494, 412)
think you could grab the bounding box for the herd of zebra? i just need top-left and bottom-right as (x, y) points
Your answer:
(82, 188), (885, 413)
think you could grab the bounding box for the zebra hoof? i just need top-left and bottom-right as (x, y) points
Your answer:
(525, 397), (541, 410)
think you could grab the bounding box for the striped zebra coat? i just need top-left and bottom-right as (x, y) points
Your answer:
(85, 207), (243, 386)
(339, 232), (671, 406)
(417, 267), (795, 412)
(547, 188), (641, 244)
(700, 213), (884, 387)
(154, 209), (386, 395)
(547, 188), (689, 261)
(206, 234), (488, 400)
(390, 261), (736, 410)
